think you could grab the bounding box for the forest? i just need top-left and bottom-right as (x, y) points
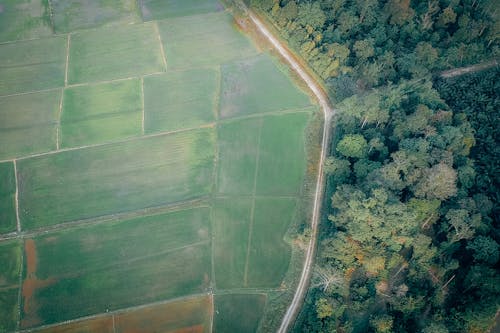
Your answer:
(249, 0), (499, 332)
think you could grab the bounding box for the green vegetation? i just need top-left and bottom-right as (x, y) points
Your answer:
(18, 129), (215, 229)
(0, 288), (19, 333)
(50, 0), (140, 33)
(214, 294), (267, 333)
(0, 162), (17, 233)
(0, 240), (21, 332)
(140, 0), (222, 21)
(158, 11), (258, 70)
(0, 36), (66, 95)
(144, 69), (217, 133)
(0, 91), (59, 159)
(22, 208), (211, 327)
(68, 22), (165, 84)
(61, 79), (142, 147)
(220, 54), (312, 118)
(0, 0), (52, 42)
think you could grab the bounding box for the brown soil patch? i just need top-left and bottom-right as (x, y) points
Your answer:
(34, 316), (113, 333)
(171, 324), (205, 333)
(21, 239), (57, 329)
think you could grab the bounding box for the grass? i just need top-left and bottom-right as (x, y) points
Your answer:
(21, 207), (212, 328)
(144, 69), (217, 133)
(219, 54), (312, 119)
(0, 90), (59, 160)
(214, 293), (267, 333)
(17, 128), (215, 230)
(256, 112), (310, 196)
(115, 296), (212, 333)
(0, 162), (17, 233)
(0, 288), (19, 333)
(61, 79), (142, 148)
(216, 118), (261, 195)
(50, 0), (140, 33)
(0, 36), (66, 95)
(0, 0), (53, 42)
(246, 198), (296, 287)
(158, 11), (258, 70)
(214, 198), (252, 289)
(140, 0), (222, 21)
(68, 22), (164, 84)
(0, 240), (22, 287)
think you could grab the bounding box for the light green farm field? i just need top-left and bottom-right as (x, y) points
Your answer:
(68, 22), (165, 84)
(214, 198), (252, 289)
(0, 288), (19, 333)
(0, 36), (66, 95)
(0, 162), (17, 233)
(17, 128), (215, 230)
(0, 240), (21, 331)
(61, 79), (142, 147)
(0, 90), (59, 159)
(220, 54), (312, 119)
(158, 11), (258, 70)
(0, 0), (52, 42)
(140, 0), (222, 21)
(144, 69), (217, 133)
(50, 0), (140, 33)
(21, 207), (211, 327)
(214, 294), (267, 333)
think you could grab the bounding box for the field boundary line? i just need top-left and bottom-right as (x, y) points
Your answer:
(214, 287), (284, 295)
(112, 314), (116, 333)
(16, 292), (211, 333)
(0, 123), (215, 163)
(214, 65), (222, 121)
(217, 107), (313, 125)
(16, 239), (24, 331)
(0, 87), (61, 99)
(209, 293), (215, 333)
(13, 160), (21, 233)
(216, 194), (297, 200)
(141, 76), (145, 135)
(56, 88), (64, 150)
(153, 22), (168, 71)
(243, 118), (263, 287)
(64, 34), (71, 86)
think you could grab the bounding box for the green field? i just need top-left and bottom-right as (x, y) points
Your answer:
(158, 11), (258, 70)
(61, 79), (142, 147)
(0, 162), (17, 233)
(18, 129), (215, 230)
(0, 36), (66, 96)
(214, 294), (267, 333)
(0, 90), (59, 160)
(50, 0), (140, 33)
(68, 22), (165, 84)
(0, 0), (52, 42)
(214, 198), (252, 289)
(21, 208), (211, 327)
(0, 1), (320, 331)
(220, 54), (312, 119)
(144, 69), (217, 133)
(140, 0), (222, 21)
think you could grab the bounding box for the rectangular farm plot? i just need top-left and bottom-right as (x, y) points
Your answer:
(0, 90), (59, 159)
(32, 316), (113, 333)
(144, 69), (217, 134)
(158, 12), (258, 70)
(0, 0), (53, 42)
(51, 0), (141, 33)
(21, 208), (212, 328)
(214, 293), (266, 333)
(68, 22), (165, 84)
(0, 162), (17, 233)
(214, 198), (252, 289)
(115, 295), (212, 333)
(246, 198), (296, 288)
(216, 118), (261, 195)
(220, 53), (312, 119)
(140, 0), (222, 21)
(61, 79), (142, 148)
(0, 240), (22, 331)
(256, 112), (311, 196)
(17, 128), (215, 230)
(0, 36), (66, 95)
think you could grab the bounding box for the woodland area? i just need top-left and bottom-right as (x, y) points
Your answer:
(249, 0), (499, 332)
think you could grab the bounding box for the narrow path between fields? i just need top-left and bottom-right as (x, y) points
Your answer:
(439, 58), (498, 78)
(235, 3), (334, 332)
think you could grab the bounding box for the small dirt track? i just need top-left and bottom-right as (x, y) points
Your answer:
(240, 6), (334, 333)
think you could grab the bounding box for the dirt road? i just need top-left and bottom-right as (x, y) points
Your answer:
(244, 9), (334, 333)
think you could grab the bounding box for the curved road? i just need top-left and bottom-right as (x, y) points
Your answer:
(243, 8), (334, 333)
